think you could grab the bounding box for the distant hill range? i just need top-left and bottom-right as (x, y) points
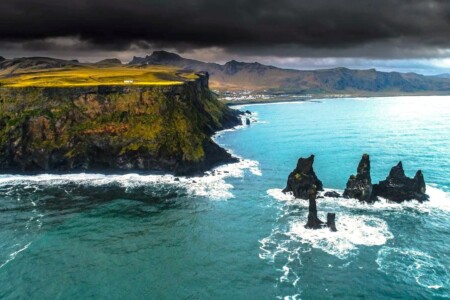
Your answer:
(2, 52), (450, 96)
(130, 51), (450, 95)
(0, 57), (80, 75)
(433, 73), (450, 79)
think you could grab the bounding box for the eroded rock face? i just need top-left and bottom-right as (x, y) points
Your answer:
(0, 74), (242, 175)
(305, 186), (324, 229)
(282, 155), (323, 199)
(343, 154), (373, 202)
(326, 213), (337, 232)
(373, 162), (429, 202)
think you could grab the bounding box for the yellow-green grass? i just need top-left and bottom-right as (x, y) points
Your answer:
(0, 65), (199, 87)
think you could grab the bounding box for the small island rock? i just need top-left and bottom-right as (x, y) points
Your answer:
(326, 213), (338, 232)
(372, 162), (429, 202)
(305, 186), (324, 229)
(283, 155), (323, 199)
(343, 154), (374, 202)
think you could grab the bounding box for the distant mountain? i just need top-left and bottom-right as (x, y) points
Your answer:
(433, 73), (450, 79)
(94, 58), (122, 65)
(0, 57), (81, 75)
(130, 51), (450, 94)
(0, 57), (125, 76)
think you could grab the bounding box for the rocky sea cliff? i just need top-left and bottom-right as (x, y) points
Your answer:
(0, 73), (242, 175)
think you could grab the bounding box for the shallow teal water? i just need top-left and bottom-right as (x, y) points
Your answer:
(1, 96), (449, 299)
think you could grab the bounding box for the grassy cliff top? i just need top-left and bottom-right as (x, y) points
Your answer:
(0, 64), (199, 88)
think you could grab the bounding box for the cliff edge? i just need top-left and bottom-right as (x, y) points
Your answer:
(0, 73), (242, 175)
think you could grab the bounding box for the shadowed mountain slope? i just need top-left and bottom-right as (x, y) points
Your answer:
(130, 51), (450, 94)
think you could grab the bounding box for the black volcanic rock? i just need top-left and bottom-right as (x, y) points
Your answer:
(283, 155), (323, 199)
(324, 191), (341, 198)
(327, 213), (337, 232)
(246, 118), (251, 125)
(373, 162), (429, 202)
(343, 154), (373, 202)
(305, 186), (324, 229)
(0, 56), (4, 61)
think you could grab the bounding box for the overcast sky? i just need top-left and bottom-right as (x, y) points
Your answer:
(2, 0), (450, 75)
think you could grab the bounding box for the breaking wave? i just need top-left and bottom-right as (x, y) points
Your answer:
(262, 189), (394, 260)
(376, 247), (450, 293)
(261, 184), (450, 291)
(0, 157), (261, 201)
(0, 110), (263, 202)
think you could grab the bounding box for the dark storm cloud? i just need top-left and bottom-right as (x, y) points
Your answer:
(1, 0), (450, 58)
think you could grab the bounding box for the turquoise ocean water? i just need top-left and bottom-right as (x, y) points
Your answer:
(0, 96), (449, 299)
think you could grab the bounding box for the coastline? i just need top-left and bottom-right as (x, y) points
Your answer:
(0, 112), (261, 201)
(0, 74), (245, 176)
(221, 92), (450, 106)
(0, 109), (256, 178)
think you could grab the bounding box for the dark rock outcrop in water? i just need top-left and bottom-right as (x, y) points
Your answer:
(0, 73), (242, 175)
(284, 154), (429, 233)
(324, 191), (341, 198)
(283, 155), (323, 199)
(327, 213), (337, 232)
(373, 162), (429, 202)
(305, 186), (324, 229)
(343, 154), (374, 202)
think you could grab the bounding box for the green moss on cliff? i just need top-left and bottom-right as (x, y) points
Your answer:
(0, 75), (240, 173)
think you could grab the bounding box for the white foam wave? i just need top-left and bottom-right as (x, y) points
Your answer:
(262, 183), (450, 291)
(376, 247), (450, 292)
(259, 212), (393, 292)
(264, 184), (450, 259)
(263, 189), (395, 259)
(0, 242), (32, 270)
(267, 188), (295, 202)
(288, 215), (393, 259)
(0, 110), (263, 201)
(212, 111), (261, 140)
(0, 157), (261, 201)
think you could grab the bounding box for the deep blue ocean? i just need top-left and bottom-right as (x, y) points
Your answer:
(0, 96), (449, 299)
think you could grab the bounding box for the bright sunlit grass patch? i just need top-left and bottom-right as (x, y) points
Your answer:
(0, 65), (199, 87)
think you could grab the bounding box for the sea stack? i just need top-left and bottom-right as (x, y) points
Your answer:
(283, 155), (323, 199)
(343, 154), (374, 202)
(372, 162), (429, 202)
(305, 186), (324, 229)
(326, 213), (337, 232)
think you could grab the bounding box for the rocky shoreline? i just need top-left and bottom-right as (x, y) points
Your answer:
(0, 73), (244, 176)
